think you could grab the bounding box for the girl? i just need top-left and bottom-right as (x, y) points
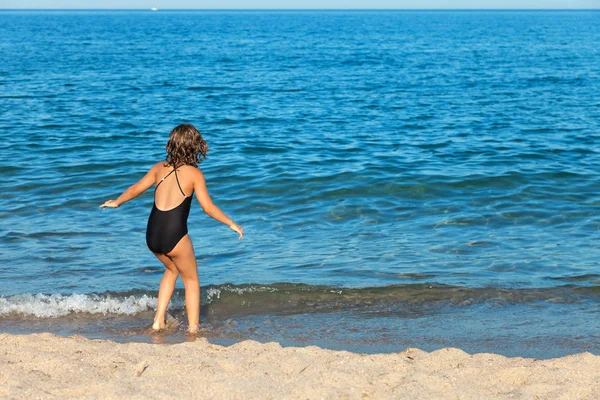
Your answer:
(100, 124), (243, 334)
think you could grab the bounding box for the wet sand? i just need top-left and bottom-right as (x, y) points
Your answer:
(2, 333), (600, 399)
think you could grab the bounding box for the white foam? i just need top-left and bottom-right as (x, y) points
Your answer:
(0, 293), (158, 318)
(204, 285), (279, 303)
(1, 285), (289, 318)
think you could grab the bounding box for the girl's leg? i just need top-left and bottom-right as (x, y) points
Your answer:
(152, 252), (180, 330)
(168, 235), (200, 333)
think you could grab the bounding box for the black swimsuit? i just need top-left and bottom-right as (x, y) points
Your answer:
(146, 167), (193, 255)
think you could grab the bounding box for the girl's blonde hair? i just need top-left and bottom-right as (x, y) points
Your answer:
(165, 124), (208, 167)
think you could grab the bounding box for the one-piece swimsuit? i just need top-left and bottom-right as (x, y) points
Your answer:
(146, 166), (193, 255)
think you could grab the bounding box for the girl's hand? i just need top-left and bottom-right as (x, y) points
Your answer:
(229, 223), (244, 240)
(100, 200), (120, 209)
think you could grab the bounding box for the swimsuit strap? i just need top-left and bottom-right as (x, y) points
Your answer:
(155, 169), (176, 190)
(173, 167), (187, 197)
(155, 165), (187, 197)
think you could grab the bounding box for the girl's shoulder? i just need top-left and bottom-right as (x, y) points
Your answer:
(151, 162), (202, 178)
(149, 161), (167, 174)
(180, 164), (205, 184)
(183, 164), (203, 176)
(178, 163), (202, 170)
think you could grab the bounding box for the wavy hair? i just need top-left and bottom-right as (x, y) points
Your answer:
(165, 124), (208, 167)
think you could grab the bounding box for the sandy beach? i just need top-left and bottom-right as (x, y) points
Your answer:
(1, 333), (599, 399)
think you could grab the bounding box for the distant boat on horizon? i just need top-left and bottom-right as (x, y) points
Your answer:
(151, 7), (158, 11)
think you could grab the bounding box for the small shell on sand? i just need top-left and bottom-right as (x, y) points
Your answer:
(135, 360), (149, 377)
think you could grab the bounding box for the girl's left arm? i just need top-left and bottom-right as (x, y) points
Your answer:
(100, 163), (159, 209)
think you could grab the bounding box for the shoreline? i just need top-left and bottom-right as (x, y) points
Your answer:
(2, 333), (600, 399)
(3, 284), (600, 360)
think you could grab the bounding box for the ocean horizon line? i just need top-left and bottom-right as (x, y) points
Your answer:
(1, 8), (599, 11)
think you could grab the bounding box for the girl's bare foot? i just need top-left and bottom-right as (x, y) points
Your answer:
(151, 314), (178, 332)
(187, 324), (199, 335)
(152, 319), (166, 331)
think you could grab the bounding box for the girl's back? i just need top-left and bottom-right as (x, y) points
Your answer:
(146, 163), (197, 256)
(153, 164), (195, 211)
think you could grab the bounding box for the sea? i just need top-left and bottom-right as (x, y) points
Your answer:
(0, 9), (599, 359)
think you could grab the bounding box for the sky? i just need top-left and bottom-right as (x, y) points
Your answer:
(1, 0), (598, 9)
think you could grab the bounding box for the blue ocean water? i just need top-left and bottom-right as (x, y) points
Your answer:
(0, 10), (599, 357)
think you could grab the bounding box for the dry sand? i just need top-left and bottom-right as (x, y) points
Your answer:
(1, 333), (600, 399)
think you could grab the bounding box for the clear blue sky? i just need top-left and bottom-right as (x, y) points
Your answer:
(1, 0), (598, 9)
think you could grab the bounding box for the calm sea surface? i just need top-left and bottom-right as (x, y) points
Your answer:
(0, 10), (599, 357)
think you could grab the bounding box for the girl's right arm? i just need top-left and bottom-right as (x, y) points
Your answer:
(100, 163), (159, 209)
(194, 169), (243, 240)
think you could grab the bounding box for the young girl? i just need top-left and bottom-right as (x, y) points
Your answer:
(100, 124), (243, 333)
